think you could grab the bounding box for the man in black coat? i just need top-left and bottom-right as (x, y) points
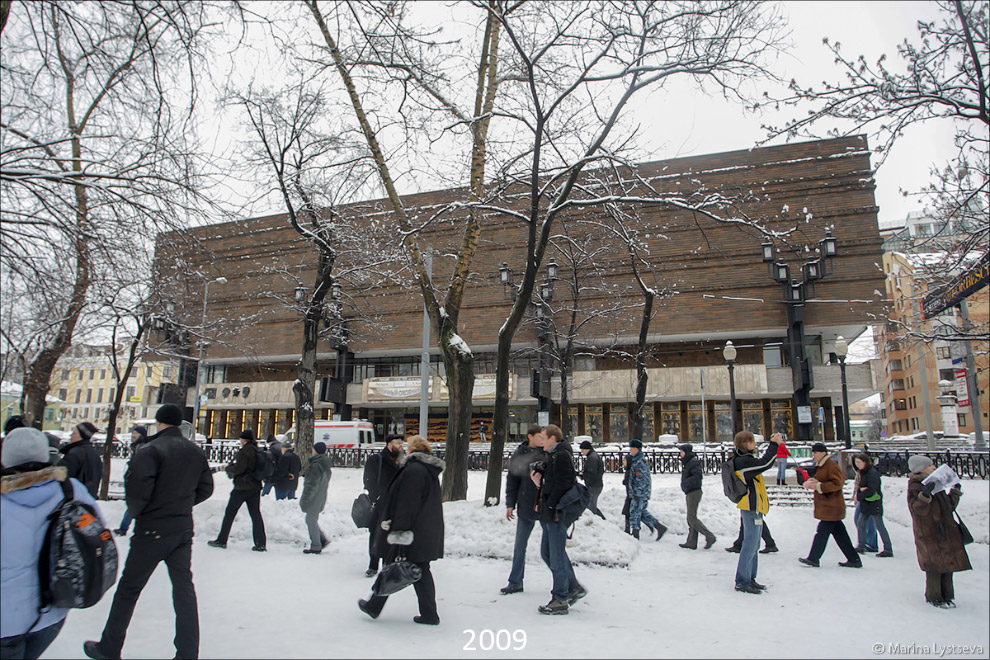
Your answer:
(499, 424), (546, 595)
(58, 421), (103, 498)
(84, 403), (213, 660)
(532, 425), (585, 615)
(273, 444), (301, 500)
(677, 444), (716, 550)
(360, 435), (445, 625)
(578, 440), (606, 520)
(208, 429), (267, 551)
(363, 434), (404, 577)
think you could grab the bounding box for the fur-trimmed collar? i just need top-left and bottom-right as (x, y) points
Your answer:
(400, 451), (445, 472)
(1, 465), (67, 494)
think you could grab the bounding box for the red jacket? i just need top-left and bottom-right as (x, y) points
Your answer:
(776, 443), (792, 459)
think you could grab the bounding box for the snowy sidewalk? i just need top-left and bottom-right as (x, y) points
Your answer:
(43, 466), (989, 659)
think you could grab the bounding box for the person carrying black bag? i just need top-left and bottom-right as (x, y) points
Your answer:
(363, 434), (404, 577)
(359, 435), (444, 625)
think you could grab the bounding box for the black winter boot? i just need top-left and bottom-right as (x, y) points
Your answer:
(632, 529), (640, 539)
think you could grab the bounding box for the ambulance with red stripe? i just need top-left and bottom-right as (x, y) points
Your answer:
(279, 420), (377, 448)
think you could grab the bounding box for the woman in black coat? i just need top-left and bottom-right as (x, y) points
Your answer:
(854, 453), (893, 557)
(359, 435), (445, 625)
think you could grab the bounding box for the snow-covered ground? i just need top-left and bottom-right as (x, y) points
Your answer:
(43, 460), (989, 659)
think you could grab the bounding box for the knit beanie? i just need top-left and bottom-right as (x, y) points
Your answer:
(908, 455), (934, 474)
(76, 422), (98, 442)
(239, 429), (256, 441)
(2, 427), (51, 468)
(155, 403), (184, 427)
(313, 442), (327, 454)
(629, 439), (643, 449)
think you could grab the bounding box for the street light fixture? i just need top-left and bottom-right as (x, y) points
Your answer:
(723, 340), (738, 435)
(192, 276), (227, 438)
(294, 285), (307, 303)
(834, 335), (851, 449)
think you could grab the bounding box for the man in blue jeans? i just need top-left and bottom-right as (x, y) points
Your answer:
(500, 424), (546, 595)
(531, 424), (586, 615)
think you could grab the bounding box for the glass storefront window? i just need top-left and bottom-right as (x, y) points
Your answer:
(584, 405), (603, 442)
(610, 408), (629, 444)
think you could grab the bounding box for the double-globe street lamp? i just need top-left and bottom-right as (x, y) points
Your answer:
(192, 276), (227, 437)
(761, 230), (838, 443)
(723, 340), (738, 436)
(499, 259), (558, 426)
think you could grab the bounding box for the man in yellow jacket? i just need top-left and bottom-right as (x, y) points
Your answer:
(798, 443), (862, 569)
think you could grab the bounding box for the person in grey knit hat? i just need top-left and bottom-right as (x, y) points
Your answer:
(908, 455), (934, 474)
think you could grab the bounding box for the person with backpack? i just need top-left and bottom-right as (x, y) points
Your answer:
(300, 442), (332, 554)
(274, 443), (301, 500)
(853, 453), (892, 558)
(359, 435), (445, 625)
(499, 424), (547, 595)
(364, 434), (404, 577)
(627, 439), (666, 542)
(208, 429), (267, 551)
(57, 421), (104, 499)
(730, 431), (780, 595)
(530, 424), (586, 615)
(84, 403), (213, 660)
(677, 443), (715, 550)
(113, 426), (148, 536)
(2, 427), (105, 660)
(578, 440), (606, 520)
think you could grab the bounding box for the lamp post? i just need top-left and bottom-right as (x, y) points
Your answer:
(834, 335), (851, 449)
(761, 231), (838, 443)
(723, 341), (738, 435)
(499, 259), (558, 426)
(192, 276), (226, 437)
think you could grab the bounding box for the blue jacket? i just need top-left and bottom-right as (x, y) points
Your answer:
(628, 452), (652, 500)
(1, 466), (102, 637)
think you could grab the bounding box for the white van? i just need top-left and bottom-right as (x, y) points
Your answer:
(130, 418), (207, 445)
(280, 420), (377, 448)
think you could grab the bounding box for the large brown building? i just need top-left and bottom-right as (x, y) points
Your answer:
(155, 136), (886, 445)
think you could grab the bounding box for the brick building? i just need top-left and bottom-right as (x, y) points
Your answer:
(154, 136), (886, 444)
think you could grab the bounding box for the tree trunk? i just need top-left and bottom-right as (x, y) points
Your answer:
(486, 320), (520, 505)
(630, 290), (654, 442)
(440, 339), (474, 501)
(293, 303), (322, 474)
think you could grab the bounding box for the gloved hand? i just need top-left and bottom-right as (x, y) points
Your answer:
(921, 481), (936, 498)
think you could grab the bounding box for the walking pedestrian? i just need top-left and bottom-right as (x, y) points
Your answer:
(261, 435), (282, 498)
(851, 463), (879, 552)
(775, 437), (791, 485)
(83, 403), (214, 660)
(274, 444), (301, 500)
(532, 425), (586, 615)
(499, 425), (546, 595)
(626, 439), (666, 541)
(208, 429), (267, 551)
(906, 455), (971, 608)
(2, 428), (104, 660)
(853, 453), (893, 557)
(113, 426), (148, 536)
(725, 515), (779, 554)
(731, 431), (780, 594)
(359, 435), (445, 625)
(57, 421), (103, 498)
(677, 444), (716, 550)
(578, 440), (606, 520)
(798, 442), (862, 569)
(299, 442), (332, 555)
(478, 421), (488, 443)
(363, 434), (404, 577)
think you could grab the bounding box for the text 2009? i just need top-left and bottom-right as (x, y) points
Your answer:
(462, 629), (527, 651)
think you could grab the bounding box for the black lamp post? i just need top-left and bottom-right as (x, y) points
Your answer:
(723, 341), (738, 435)
(500, 259), (558, 424)
(761, 230), (838, 443)
(834, 335), (851, 449)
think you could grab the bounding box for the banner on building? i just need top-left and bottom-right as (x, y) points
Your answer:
(954, 368), (970, 408)
(366, 377), (431, 401)
(921, 252), (989, 320)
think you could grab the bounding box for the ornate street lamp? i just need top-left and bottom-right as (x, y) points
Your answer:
(723, 340), (738, 435)
(834, 335), (851, 449)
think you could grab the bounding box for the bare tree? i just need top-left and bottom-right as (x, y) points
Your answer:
(0, 1), (221, 428)
(479, 1), (786, 505)
(303, 0), (505, 500)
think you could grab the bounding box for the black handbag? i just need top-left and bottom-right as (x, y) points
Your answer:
(372, 554), (422, 596)
(954, 512), (974, 545)
(351, 492), (374, 529)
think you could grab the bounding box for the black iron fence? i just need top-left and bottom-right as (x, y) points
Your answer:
(96, 442), (988, 480)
